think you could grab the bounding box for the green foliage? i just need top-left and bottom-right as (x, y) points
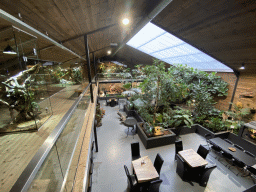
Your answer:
(172, 107), (193, 128)
(123, 83), (131, 90)
(72, 67), (83, 84)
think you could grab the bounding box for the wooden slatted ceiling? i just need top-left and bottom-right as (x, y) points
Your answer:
(0, 0), (150, 65)
(152, 0), (256, 72)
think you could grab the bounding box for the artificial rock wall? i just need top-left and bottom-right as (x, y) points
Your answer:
(215, 72), (256, 120)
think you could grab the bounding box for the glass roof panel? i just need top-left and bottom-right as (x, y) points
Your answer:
(127, 22), (233, 72)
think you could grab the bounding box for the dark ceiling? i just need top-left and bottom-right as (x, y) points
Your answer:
(0, 0), (256, 72)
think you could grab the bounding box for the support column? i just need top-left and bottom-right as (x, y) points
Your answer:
(229, 70), (240, 111)
(92, 52), (97, 84)
(84, 34), (94, 103)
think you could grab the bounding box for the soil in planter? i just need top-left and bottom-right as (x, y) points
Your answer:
(139, 122), (174, 138)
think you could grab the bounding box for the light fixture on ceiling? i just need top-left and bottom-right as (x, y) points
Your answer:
(239, 63), (245, 70)
(3, 45), (17, 55)
(122, 18), (129, 25)
(107, 50), (111, 55)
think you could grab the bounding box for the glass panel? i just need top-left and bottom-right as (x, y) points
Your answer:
(127, 22), (165, 48)
(28, 86), (91, 192)
(127, 22), (233, 72)
(28, 144), (66, 192)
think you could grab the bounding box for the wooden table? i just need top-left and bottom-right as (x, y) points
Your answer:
(132, 156), (159, 183)
(178, 149), (208, 168)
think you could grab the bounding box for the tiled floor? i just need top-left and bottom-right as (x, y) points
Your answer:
(91, 101), (254, 192)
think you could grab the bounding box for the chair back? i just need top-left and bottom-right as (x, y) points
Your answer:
(224, 139), (233, 145)
(124, 165), (132, 184)
(247, 166), (256, 175)
(176, 154), (188, 181)
(131, 142), (141, 160)
(222, 151), (233, 159)
(154, 153), (164, 174)
(148, 179), (163, 192)
(199, 164), (217, 187)
(197, 144), (209, 159)
(244, 150), (255, 158)
(233, 158), (245, 168)
(175, 140), (183, 160)
(205, 133), (212, 140)
(234, 144), (244, 151)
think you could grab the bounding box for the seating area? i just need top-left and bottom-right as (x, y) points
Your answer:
(90, 101), (255, 192)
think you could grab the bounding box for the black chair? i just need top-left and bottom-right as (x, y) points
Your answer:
(243, 184), (256, 192)
(131, 142), (141, 161)
(124, 165), (141, 191)
(110, 99), (117, 107)
(221, 151), (233, 167)
(197, 164), (217, 187)
(175, 140), (183, 160)
(148, 179), (163, 192)
(224, 139), (233, 145)
(204, 133), (212, 149)
(154, 153), (164, 175)
(234, 144), (244, 151)
(210, 143), (222, 160)
(232, 158), (246, 176)
(244, 150), (255, 158)
(176, 154), (190, 181)
(197, 144), (209, 159)
(247, 166), (256, 183)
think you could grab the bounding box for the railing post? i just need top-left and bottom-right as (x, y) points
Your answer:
(92, 52), (97, 84)
(84, 34), (94, 103)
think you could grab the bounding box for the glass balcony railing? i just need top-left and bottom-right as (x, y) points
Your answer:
(27, 86), (92, 192)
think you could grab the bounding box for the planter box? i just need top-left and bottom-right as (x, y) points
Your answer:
(137, 123), (176, 149)
(194, 124), (229, 139)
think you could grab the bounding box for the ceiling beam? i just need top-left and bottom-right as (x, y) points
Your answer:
(0, 9), (86, 61)
(61, 24), (117, 44)
(112, 0), (174, 56)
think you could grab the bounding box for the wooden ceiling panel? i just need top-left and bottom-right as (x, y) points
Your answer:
(152, 0), (256, 72)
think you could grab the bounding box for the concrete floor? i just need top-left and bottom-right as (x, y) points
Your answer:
(91, 100), (254, 192)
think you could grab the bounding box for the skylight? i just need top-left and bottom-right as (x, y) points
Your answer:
(127, 22), (233, 72)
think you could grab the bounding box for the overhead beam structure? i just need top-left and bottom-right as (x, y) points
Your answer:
(0, 9), (86, 61)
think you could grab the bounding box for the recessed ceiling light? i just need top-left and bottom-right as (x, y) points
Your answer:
(239, 63), (245, 70)
(122, 18), (129, 25)
(107, 50), (111, 55)
(3, 45), (17, 55)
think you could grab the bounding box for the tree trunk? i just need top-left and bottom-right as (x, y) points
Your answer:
(153, 76), (160, 124)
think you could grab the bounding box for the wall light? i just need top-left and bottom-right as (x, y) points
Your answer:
(239, 63), (245, 70)
(107, 50), (111, 55)
(3, 45), (17, 55)
(122, 18), (129, 25)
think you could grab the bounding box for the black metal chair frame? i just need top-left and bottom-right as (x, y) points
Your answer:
(154, 153), (164, 175)
(197, 144), (209, 159)
(175, 140), (183, 160)
(131, 142), (141, 161)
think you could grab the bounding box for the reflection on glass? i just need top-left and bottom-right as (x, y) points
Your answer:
(28, 88), (91, 192)
(28, 144), (66, 192)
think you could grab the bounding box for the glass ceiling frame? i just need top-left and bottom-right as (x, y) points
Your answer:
(127, 22), (233, 72)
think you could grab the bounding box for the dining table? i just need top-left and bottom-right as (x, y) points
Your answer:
(209, 137), (256, 166)
(132, 156), (159, 183)
(178, 149), (208, 168)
